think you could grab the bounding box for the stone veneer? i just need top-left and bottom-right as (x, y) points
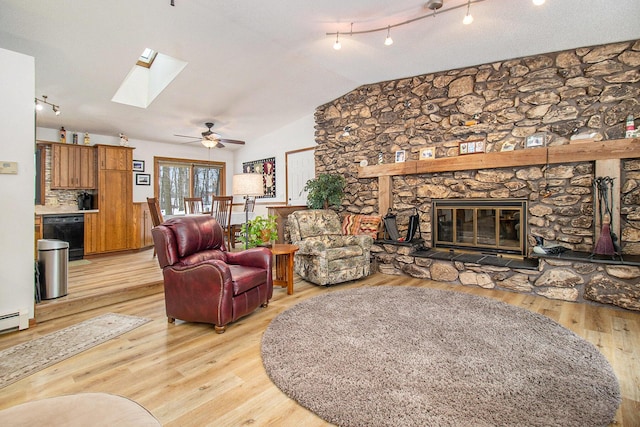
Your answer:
(313, 39), (640, 311)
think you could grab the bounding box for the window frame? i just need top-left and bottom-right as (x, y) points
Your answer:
(153, 156), (226, 216)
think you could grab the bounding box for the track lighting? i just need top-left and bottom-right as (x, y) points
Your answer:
(384, 26), (393, 46)
(328, 0), (486, 49)
(34, 95), (61, 116)
(463, 0), (473, 24)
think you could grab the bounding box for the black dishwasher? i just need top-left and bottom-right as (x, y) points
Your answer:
(42, 215), (85, 260)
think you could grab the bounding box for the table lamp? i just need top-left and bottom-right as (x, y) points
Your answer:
(232, 173), (265, 249)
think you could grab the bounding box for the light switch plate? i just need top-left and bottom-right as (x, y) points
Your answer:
(0, 161), (18, 174)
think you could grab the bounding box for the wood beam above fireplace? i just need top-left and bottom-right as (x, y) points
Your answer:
(357, 138), (640, 178)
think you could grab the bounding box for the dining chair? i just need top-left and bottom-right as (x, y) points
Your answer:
(184, 197), (204, 215)
(146, 197), (164, 258)
(211, 195), (234, 248)
(231, 197), (256, 248)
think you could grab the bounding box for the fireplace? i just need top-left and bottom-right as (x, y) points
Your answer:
(433, 199), (527, 257)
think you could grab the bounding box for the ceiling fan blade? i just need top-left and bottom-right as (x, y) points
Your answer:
(218, 138), (245, 145)
(216, 142), (225, 149)
(174, 134), (201, 139)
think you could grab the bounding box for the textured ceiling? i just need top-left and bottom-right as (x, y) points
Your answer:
(1, 0), (639, 147)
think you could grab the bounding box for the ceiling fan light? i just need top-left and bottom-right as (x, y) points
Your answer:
(201, 139), (217, 149)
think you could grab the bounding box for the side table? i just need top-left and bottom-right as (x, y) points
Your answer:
(270, 243), (299, 295)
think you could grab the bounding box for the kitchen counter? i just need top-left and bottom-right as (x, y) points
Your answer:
(35, 205), (99, 215)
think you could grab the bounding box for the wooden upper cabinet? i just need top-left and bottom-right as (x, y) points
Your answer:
(50, 143), (96, 189)
(98, 145), (132, 171)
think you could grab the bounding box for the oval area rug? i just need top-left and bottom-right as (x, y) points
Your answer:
(261, 286), (620, 427)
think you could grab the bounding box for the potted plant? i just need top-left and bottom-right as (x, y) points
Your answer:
(238, 215), (278, 248)
(304, 173), (346, 209)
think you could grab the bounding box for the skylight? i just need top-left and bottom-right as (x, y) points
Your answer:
(136, 48), (157, 68)
(112, 48), (187, 109)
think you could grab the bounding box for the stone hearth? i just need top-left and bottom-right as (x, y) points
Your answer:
(312, 39), (640, 311)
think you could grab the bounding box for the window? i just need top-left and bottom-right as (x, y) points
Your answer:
(154, 157), (225, 216)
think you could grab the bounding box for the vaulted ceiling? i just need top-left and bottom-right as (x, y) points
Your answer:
(1, 0), (639, 147)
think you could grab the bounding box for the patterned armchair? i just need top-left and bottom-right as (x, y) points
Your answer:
(287, 209), (373, 286)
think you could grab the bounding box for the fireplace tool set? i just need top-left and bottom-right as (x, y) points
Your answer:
(592, 176), (621, 259)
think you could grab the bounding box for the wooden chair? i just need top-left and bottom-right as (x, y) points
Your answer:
(146, 197), (164, 258)
(184, 197), (204, 215)
(211, 196), (234, 248)
(231, 197), (256, 248)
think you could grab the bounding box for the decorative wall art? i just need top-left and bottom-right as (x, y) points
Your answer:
(459, 139), (485, 155)
(419, 147), (435, 160)
(526, 132), (547, 148)
(243, 157), (276, 198)
(132, 160), (145, 172)
(136, 174), (150, 185)
(395, 150), (406, 163)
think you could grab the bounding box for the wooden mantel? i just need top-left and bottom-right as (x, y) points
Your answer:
(358, 138), (640, 216)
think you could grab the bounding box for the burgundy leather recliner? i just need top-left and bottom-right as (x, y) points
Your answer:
(151, 214), (273, 333)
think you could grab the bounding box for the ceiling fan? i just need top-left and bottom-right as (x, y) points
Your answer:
(174, 122), (246, 148)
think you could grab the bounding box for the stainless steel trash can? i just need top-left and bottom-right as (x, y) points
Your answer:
(37, 239), (69, 300)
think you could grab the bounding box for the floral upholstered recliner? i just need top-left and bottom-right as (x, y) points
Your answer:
(287, 209), (373, 286)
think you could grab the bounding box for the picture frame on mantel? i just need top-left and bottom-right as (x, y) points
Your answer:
(419, 147), (435, 160)
(526, 132), (546, 148)
(459, 140), (484, 155)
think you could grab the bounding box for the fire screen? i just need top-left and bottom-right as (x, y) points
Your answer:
(433, 199), (526, 257)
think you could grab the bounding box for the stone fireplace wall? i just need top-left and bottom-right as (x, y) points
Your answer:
(313, 39), (640, 310)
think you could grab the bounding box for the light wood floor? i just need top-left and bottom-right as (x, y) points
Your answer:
(2, 252), (639, 426)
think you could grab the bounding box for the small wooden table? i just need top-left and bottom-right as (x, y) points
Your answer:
(270, 243), (299, 295)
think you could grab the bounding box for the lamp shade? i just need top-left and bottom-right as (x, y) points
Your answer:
(232, 173), (264, 197)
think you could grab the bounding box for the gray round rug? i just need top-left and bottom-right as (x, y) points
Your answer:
(261, 286), (620, 427)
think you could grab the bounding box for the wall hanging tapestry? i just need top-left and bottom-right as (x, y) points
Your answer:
(243, 157), (275, 198)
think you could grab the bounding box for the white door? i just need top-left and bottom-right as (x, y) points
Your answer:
(286, 148), (315, 206)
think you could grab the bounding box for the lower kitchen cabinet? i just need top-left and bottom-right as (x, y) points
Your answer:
(132, 202), (154, 249)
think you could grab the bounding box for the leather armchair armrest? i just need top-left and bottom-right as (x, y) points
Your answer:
(226, 247), (272, 270)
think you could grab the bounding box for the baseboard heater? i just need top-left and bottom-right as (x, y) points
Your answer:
(0, 310), (29, 333)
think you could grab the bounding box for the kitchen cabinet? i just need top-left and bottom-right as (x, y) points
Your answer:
(132, 202), (154, 249)
(51, 143), (96, 189)
(84, 145), (134, 255)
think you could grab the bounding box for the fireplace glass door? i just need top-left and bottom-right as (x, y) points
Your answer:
(434, 199), (526, 256)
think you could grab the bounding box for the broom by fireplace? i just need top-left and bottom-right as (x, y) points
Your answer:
(593, 176), (620, 258)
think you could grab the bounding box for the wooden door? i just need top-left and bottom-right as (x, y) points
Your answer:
(286, 147), (315, 206)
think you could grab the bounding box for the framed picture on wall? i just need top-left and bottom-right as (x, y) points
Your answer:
(136, 174), (150, 185)
(133, 160), (145, 172)
(395, 150), (406, 163)
(242, 157), (276, 198)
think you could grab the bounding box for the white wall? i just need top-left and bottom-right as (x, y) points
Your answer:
(36, 127), (235, 203)
(0, 48), (35, 322)
(234, 114), (316, 216)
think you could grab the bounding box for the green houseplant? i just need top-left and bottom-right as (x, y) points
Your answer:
(304, 174), (346, 209)
(238, 215), (278, 248)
